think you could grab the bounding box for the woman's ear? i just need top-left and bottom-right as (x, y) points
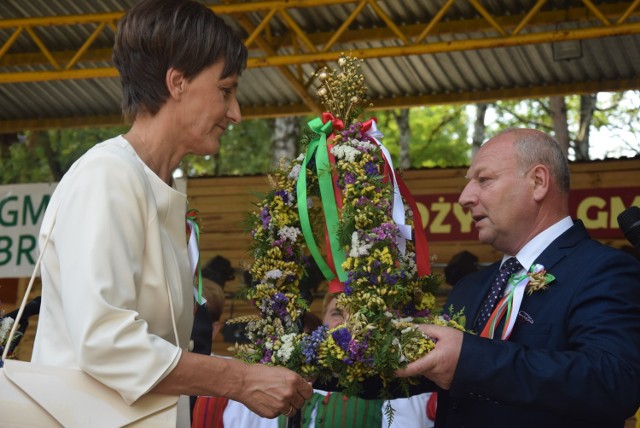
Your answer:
(531, 164), (550, 202)
(211, 320), (222, 342)
(166, 68), (185, 99)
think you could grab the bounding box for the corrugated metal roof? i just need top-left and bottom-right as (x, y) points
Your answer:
(0, 0), (639, 132)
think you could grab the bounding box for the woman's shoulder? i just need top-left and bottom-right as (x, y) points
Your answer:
(64, 135), (144, 181)
(82, 135), (139, 166)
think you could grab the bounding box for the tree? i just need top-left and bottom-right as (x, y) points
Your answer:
(0, 126), (128, 184)
(272, 117), (300, 168)
(488, 91), (640, 160)
(374, 105), (471, 168)
(179, 118), (275, 177)
(471, 103), (489, 158)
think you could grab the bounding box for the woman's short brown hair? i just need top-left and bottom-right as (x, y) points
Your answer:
(113, 0), (247, 122)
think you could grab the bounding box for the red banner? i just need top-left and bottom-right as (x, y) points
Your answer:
(414, 187), (640, 241)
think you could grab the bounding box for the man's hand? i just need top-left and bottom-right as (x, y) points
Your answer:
(396, 324), (464, 390)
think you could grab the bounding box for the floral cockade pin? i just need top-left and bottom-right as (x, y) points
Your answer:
(526, 264), (555, 295)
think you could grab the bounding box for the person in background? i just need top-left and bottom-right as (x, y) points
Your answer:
(443, 250), (479, 287)
(190, 256), (235, 360)
(294, 294), (434, 428)
(189, 277), (227, 418)
(192, 280), (281, 428)
(398, 128), (640, 428)
(31, 1), (312, 425)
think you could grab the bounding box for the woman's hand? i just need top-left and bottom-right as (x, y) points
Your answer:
(235, 363), (313, 418)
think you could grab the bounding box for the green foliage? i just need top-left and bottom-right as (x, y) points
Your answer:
(489, 98), (553, 134)
(0, 126), (129, 184)
(179, 118), (275, 177)
(0, 136), (50, 184)
(489, 91), (640, 159)
(371, 106), (471, 168)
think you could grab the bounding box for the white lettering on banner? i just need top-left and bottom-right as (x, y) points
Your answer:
(0, 182), (56, 278)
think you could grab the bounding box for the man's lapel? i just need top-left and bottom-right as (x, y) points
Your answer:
(534, 220), (589, 273)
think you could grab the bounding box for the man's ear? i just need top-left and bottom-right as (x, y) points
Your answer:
(166, 67), (185, 99)
(531, 164), (550, 202)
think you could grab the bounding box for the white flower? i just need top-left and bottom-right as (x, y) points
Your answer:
(331, 145), (360, 162)
(390, 317), (414, 327)
(278, 226), (301, 242)
(288, 164), (302, 180)
(405, 252), (417, 274)
(351, 139), (377, 152)
(392, 337), (402, 359)
(266, 269), (283, 279)
(349, 231), (373, 257)
(276, 333), (297, 362)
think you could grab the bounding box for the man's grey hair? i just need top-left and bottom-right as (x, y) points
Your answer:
(499, 128), (570, 194)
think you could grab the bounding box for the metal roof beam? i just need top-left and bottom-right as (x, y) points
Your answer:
(4, 19), (638, 84)
(1, 2), (637, 70)
(3, 77), (638, 133)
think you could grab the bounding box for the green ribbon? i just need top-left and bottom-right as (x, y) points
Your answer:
(297, 117), (347, 282)
(487, 272), (526, 339)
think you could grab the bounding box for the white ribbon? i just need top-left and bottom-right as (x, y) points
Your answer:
(186, 219), (206, 304)
(501, 264), (546, 339)
(365, 120), (411, 255)
(502, 276), (529, 339)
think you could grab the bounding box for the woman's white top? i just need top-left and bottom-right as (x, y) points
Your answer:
(32, 136), (193, 409)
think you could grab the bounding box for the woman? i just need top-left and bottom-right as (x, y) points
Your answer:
(31, 0), (312, 425)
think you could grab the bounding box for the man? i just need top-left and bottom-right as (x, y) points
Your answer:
(398, 128), (640, 427)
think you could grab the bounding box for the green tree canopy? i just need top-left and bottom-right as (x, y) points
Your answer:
(371, 106), (471, 168)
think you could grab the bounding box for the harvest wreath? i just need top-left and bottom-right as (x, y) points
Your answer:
(233, 55), (463, 397)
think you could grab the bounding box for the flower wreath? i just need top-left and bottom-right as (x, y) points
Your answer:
(233, 56), (463, 397)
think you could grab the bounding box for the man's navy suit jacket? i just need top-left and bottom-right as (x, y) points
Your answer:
(437, 221), (640, 428)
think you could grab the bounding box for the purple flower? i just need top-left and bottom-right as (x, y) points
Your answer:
(260, 206), (271, 229)
(274, 189), (290, 204)
(332, 327), (352, 352)
(266, 292), (291, 320)
(382, 272), (400, 286)
(346, 337), (369, 364)
(344, 172), (356, 185)
(371, 223), (399, 243)
(344, 281), (353, 296)
(260, 348), (273, 364)
(301, 325), (328, 363)
(364, 162), (379, 176)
